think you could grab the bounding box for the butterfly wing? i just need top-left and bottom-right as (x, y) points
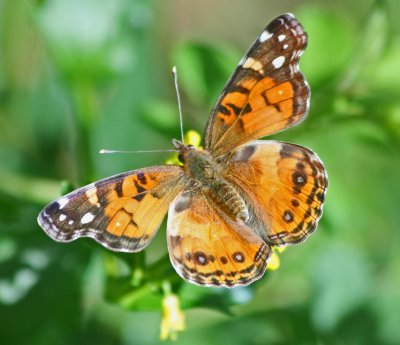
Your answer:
(38, 165), (187, 252)
(167, 187), (271, 287)
(223, 141), (327, 245)
(204, 13), (309, 156)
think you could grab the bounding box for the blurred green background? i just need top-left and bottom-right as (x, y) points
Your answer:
(1, 0), (400, 344)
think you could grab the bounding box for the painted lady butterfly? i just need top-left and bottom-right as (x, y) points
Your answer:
(38, 13), (327, 287)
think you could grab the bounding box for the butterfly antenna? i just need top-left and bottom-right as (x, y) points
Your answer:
(100, 68), (184, 156)
(99, 149), (177, 154)
(172, 66), (185, 144)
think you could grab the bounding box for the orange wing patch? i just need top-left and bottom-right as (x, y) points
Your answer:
(224, 141), (327, 245)
(216, 77), (259, 127)
(210, 74), (306, 156)
(167, 189), (271, 287)
(265, 81), (294, 105)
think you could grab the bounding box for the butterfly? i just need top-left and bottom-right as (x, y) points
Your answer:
(38, 13), (327, 288)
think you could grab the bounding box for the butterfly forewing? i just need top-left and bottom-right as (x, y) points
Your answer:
(204, 13), (310, 156)
(38, 166), (186, 252)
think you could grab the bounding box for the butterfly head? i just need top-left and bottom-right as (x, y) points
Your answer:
(172, 138), (217, 180)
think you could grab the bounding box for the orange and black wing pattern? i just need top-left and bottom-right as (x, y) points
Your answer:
(167, 188), (271, 287)
(224, 141), (327, 246)
(38, 166), (186, 252)
(204, 14), (309, 156)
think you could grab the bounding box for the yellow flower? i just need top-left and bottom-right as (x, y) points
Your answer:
(160, 294), (186, 341)
(184, 130), (202, 147)
(165, 130), (202, 165)
(267, 246), (286, 271)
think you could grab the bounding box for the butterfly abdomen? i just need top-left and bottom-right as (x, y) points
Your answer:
(209, 179), (249, 222)
(181, 144), (249, 222)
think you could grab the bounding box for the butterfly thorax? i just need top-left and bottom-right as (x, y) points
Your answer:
(173, 139), (249, 221)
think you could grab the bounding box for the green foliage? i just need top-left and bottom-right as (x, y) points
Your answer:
(1, 0), (400, 344)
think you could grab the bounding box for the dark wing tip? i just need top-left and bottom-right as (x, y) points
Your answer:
(266, 13), (307, 43)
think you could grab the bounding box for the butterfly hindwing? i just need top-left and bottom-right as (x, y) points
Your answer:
(223, 140), (327, 245)
(205, 13), (309, 156)
(167, 187), (271, 287)
(38, 166), (186, 252)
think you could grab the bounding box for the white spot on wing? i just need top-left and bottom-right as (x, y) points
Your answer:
(289, 64), (296, 76)
(284, 212), (293, 221)
(59, 214), (66, 221)
(198, 255), (206, 264)
(58, 197), (68, 209)
(81, 212), (95, 224)
(235, 253), (243, 261)
(278, 34), (286, 42)
(259, 30), (273, 42)
(272, 56), (285, 69)
(243, 57), (263, 72)
(68, 220), (74, 225)
(243, 57), (255, 68)
(283, 44), (289, 50)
